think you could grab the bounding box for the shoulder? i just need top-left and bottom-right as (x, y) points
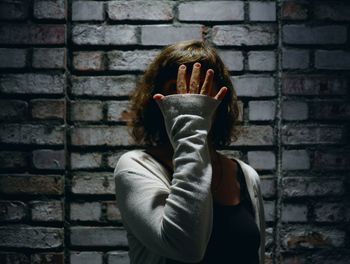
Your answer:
(114, 149), (171, 188)
(114, 149), (149, 173)
(114, 149), (169, 180)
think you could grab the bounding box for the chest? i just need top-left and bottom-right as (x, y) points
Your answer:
(211, 159), (242, 206)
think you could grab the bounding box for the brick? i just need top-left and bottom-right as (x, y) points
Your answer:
(72, 25), (137, 45)
(313, 150), (350, 170)
(0, 0), (29, 20)
(141, 25), (203, 46)
(105, 201), (122, 222)
(0, 24), (65, 44)
(32, 149), (65, 170)
(70, 126), (132, 146)
(0, 226), (63, 248)
(282, 125), (344, 145)
(0, 48), (26, 68)
(70, 101), (103, 122)
(264, 200), (275, 222)
(107, 150), (129, 169)
(282, 149), (310, 170)
(283, 25), (347, 45)
(247, 151), (276, 170)
(107, 251), (129, 264)
(70, 227), (128, 247)
(310, 100), (350, 121)
(30, 201), (63, 222)
(107, 50), (159, 71)
(213, 25), (277, 46)
(282, 49), (309, 69)
(0, 201), (27, 222)
(71, 75), (136, 97)
(281, 226), (345, 249)
(108, 0), (174, 21)
(249, 1), (276, 21)
(0, 151), (27, 169)
(33, 0), (66, 20)
(31, 253), (64, 264)
(0, 74), (65, 95)
(281, 1), (308, 20)
(260, 176), (276, 199)
(178, 1), (244, 21)
(231, 75), (276, 97)
(0, 100), (28, 121)
(282, 100), (308, 121)
(32, 48), (65, 69)
(70, 202), (102, 221)
(232, 125), (274, 146)
(0, 124), (64, 145)
(248, 100), (276, 121)
(71, 173), (114, 195)
(72, 1), (104, 21)
(247, 51), (276, 71)
(31, 99), (65, 120)
(0, 175), (64, 195)
(218, 50), (244, 71)
(315, 50), (350, 70)
(107, 100), (130, 122)
(282, 177), (344, 197)
(282, 74), (348, 96)
(0, 252), (29, 264)
(73, 51), (105, 71)
(70, 252), (103, 264)
(314, 202), (344, 222)
(314, 2), (350, 21)
(281, 204), (307, 222)
(71, 153), (102, 169)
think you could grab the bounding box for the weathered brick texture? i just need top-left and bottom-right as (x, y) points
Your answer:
(178, 1), (244, 21)
(1, 0), (349, 263)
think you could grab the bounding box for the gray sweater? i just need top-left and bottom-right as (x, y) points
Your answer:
(114, 94), (266, 263)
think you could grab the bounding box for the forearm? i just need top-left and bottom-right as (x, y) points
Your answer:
(157, 94), (220, 260)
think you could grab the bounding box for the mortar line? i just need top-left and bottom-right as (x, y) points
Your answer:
(64, 0), (72, 263)
(275, 1), (284, 263)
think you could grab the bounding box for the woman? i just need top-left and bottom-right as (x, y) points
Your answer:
(114, 40), (266, 264)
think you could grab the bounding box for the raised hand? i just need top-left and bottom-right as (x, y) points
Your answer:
(153, 62), (227, 101)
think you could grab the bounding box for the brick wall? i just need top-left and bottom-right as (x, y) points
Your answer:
(0, 1), (349, 263)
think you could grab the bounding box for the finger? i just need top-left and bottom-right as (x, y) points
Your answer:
(214, 87), (228, 100)
(153, 93), (165, 101)
(200, 69), (214, 95)
(189, 62), (201, 94)
(177, 64), (187, 94)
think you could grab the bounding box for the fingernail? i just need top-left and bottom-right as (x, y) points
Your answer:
(180, 65), (186, 70)
(194, 63), (201, 68)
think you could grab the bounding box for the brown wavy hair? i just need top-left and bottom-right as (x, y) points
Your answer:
(126, 39), (241, 147)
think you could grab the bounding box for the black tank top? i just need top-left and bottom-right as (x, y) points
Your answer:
(166, 160), (261, 264)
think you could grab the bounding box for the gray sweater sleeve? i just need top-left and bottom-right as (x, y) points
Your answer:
(114, 94), (221, 262)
